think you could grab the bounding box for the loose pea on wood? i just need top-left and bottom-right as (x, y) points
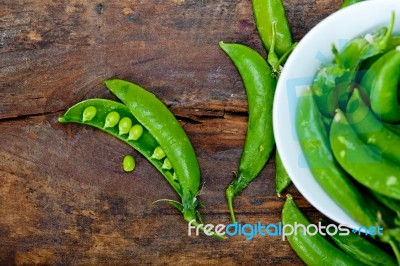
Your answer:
(104, 111), (120, 128)
(119, 117), (132, 135)
(123, 155), (136, 172)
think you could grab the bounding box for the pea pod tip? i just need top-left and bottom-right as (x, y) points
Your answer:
(58, 116), (66, 123)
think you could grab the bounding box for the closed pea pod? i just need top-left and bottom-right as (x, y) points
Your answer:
(282, 194), (364, 266)
(251, 0), (293, 58)
(219, 42), (276, 222)
(346, 89), (400, 165)
(330, 109), (400, 200)
(104, 79), (210, 231)
(296, 88), (378, 227)
(368, 48), (400, 123)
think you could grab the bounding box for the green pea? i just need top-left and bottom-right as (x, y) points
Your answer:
(151, 146), (166, 160)
(104, 111), (120, 128)
(122, 155), (135, 172)
(119, 117), (132, 135)
(128, 124), (144, 141)
(82, 106), (97, 122)
(162, 157), (172, 170)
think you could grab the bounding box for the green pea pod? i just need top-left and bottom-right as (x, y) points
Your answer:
(346, 89), (400, 165)
(330, 109), (400, 200)
(103, 79), (201, 219)
(296, 88), (377, 227)
(368, 49), (400, 123)
(219, 42), (276, 223)
(275, 152), (291, 197)
(251, 0), (293, 58)
(282, 194), (364, 266)
(326, 222), (397, 266)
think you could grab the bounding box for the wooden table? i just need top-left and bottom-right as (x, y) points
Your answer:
(0, 0), (341, 264)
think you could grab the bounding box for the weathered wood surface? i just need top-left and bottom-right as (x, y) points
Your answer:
(0, 0), (341, 264)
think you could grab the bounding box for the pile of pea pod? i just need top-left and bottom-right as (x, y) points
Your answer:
(293, 9), (400, 266)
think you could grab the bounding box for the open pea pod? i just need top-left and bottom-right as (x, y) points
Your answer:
(58, 99), (182, 196)
(59, 80), (223, 238)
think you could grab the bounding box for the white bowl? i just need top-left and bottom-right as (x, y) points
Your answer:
(273, 0), (400, 229)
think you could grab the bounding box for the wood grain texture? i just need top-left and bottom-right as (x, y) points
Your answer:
(0, 0), (341, 264)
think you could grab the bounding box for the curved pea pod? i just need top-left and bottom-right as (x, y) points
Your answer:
(103, 79), (201, 218)
(296, 88), (377, 227)
(330, 109), (400, 200)
(326, 222), (397, 266)
(368, 49), (400, 123)
(58, 99), (182, 195)
(275, 152), (291, 197)
(251, 0), (293, 58)
(219, 42), (276, 223)
(346, 89), (400, 165)
(282, 195), (364, 266)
